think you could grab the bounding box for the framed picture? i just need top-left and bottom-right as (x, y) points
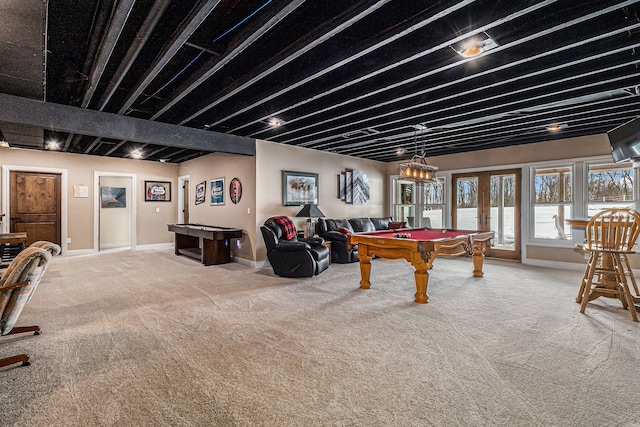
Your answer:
(101, 187), (126, 208)
(145, 181), (171, 201)
(195, 181), (206, 205)
(210, 177), (225, 205)
(282, 171), (318, 206)
(229, 178), (242, 204)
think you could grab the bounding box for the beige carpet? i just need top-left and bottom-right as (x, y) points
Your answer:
(1, 249), (639, 426)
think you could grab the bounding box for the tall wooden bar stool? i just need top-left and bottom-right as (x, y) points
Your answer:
(576, 209), (640, 321)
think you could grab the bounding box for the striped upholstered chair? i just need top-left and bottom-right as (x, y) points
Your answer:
(1, 244), (58, 368)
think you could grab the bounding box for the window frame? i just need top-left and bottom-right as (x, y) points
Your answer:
(529, 162), (576, 245)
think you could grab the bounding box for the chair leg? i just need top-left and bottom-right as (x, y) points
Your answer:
(0, 354), (30, 368)
(6, 326), (40, 336)
(577, 252), (595, 303)
(621, 254), (639, 296)
(0, 325), (41, 369)
(580, 253), (599, 314)
(613, 254), (638, 322)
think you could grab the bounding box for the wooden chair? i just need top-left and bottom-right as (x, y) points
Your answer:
(576, 209), (640, 321)
(1, 246), (55, 368)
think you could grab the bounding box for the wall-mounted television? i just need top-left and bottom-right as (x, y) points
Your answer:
(608, 117), (640, 162)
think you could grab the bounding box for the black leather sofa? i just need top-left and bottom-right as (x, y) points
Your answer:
(261, 217), (330, 277)
(317, 217), (392, 263)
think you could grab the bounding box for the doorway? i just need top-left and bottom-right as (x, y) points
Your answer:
(2, 165), (68, 254)
(178, 175), (190, 224)
(94, 172), (136, 252)
(9, 170), (61, 246)
(452, 169), (521, 260)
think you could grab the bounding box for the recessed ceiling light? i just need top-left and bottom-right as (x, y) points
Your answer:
(267, 117), (283, 127)
(46, 140), (60, 150)
(451, 33), (498, 58)
(130, 148), (143, 159)
(546, 123), (567, 132)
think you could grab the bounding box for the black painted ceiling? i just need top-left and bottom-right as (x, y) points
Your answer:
(5, 0), (640, 163)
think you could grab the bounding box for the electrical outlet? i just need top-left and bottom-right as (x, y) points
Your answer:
(156, 207), (160, 213)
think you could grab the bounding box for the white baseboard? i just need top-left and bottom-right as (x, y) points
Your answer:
(522, 258), (586, 271)
(64, 249), (95, 257)
(232, 256), (269, 269)
(135, 243), (173, 250)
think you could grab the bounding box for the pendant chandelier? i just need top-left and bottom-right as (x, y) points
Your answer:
(398, 125), (438, 183)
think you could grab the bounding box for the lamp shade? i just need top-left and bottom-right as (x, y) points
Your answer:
(295, 204), (325, 218)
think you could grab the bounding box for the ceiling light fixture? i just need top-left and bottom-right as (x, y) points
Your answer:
(398, 125), (438, 183)
(0, 130), (8, 148)
(546, 123), (567, 132)
(130, 148), (143, 159)
(452, 32), (498, 58)
(45, 140), (60, 150)
(267, 117), (283, 127)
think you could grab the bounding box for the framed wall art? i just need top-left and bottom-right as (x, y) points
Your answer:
(282, 171), (318, 206)
(195, 181), (206, 205)
(229, 178), (242, 204)
(101, 187), (126, 208)
(144, 181), (171, 201)
(210, 177), (225, 205)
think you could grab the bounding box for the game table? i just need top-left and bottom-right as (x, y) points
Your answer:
(168, 224), (243, 265)
(347, 227), (495, 304)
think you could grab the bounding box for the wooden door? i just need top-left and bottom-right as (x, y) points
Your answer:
(452, 169), (521, 261)
(10, 171), (62, 246)
(183, 179), (190, 224)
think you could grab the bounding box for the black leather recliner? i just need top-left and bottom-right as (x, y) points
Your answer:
(260, 217), (330, 277)
(317, 217), (392, 264)
(316, 218), (359, 264)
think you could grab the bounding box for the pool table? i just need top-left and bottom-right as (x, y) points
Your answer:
(347, 228), (495, 304)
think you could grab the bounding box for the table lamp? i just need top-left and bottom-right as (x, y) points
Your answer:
(295, 204), (325, 238)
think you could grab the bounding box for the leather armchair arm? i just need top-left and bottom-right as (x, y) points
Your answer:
(275, 241), (311, 251)
(299, 237), (324, 246)
(322, 231), (348, 242)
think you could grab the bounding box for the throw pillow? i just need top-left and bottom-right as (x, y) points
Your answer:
(337, 227), (351, 234)
(388, 221), (406, 229)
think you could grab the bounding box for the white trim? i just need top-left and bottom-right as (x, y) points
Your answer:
(235, 256), (266, 269)
(1, 165), (69, 254)
(64, 249), (96, 257)
(522, 258), (586, 272)
(177, 174), (190, 223)
(135, 243), (173, 250)
(94, 171), (137, 253)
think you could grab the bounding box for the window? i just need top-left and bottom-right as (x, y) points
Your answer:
(394, 180), (416, 227)
(392, 178), (442, 228)
(587, 162), (634, 216)
(422, 178), (444, 228)
(532, 165), (572, 240)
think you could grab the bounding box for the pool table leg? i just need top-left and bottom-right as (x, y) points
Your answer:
(471, 243), (485, 277)
(413, 268), (429, 304)
(358, 256), (372, 289)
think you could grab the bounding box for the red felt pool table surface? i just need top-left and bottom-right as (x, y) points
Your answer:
(347, 227), (495, 304)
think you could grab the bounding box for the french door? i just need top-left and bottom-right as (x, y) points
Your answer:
(452, 169), (521, 260)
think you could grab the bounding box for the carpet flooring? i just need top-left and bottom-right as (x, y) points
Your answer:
(1, 249), (639, 426)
